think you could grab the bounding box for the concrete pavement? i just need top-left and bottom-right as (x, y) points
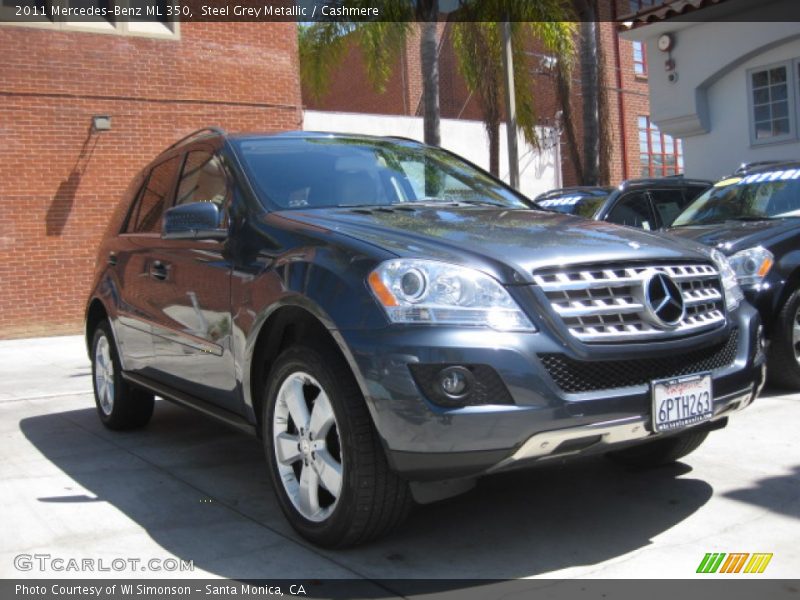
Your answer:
(1, 335), (798, 580)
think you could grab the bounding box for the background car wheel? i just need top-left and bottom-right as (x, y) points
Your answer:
(91, 321), (154, 430)
(767, 288), (800, 390)
(263, 344), (411, 548)
(605, 430), (709, 468)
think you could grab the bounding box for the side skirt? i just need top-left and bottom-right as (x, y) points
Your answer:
(121, 372), (257, 437)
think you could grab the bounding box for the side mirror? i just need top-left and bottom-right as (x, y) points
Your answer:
(162, 202), (227, 240)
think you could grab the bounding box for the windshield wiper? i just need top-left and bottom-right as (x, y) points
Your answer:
(449, 198), (511, 208)
(677, 216), (771, 226)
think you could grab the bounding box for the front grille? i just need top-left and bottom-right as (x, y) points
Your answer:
(539, 328), (739, 393)
(533, 263), (725, 342)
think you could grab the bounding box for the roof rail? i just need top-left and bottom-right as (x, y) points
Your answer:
(166, 127), (227, 151)
(621, 176), (712, 186)
(733, 160), (787, 175)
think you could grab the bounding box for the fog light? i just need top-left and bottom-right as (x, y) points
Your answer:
(438, 366), (473, 399)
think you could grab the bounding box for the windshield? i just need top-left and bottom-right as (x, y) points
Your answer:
(672, 169), (800, 226)
(234, 137), (530, 210)
(535, 193), (607, 217)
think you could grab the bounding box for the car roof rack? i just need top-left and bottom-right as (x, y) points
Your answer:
(620, 176), (712, 188)
(166, 127), (227, 151)
(732, 160), (788, 175)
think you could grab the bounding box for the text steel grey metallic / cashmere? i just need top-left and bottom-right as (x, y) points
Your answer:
(85, 130), (766, 547)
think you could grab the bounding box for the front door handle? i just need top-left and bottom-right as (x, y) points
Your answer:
(149, 261), (169, 281)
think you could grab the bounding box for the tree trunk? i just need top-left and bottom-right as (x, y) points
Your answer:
(555, 61), (584, 184)
(488, 120), (500, 176)
(579, 1), (600, 185)
(419, 2), (441, 147)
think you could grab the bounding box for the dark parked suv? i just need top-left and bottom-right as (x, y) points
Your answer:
(669, 161), (800, 389)
(86, 129), (764, 547)
(534, 177), (711, 231)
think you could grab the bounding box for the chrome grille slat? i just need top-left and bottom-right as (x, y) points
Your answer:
(534, 263), (726, 343)
(554, 300), (644, 318)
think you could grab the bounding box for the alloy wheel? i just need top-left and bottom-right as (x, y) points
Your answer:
(272, 371), (343, 522)
(94, 335), (115, 416)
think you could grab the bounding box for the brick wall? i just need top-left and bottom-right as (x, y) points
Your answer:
(0, 22), (302, 338)
(600, 0), (653, 183)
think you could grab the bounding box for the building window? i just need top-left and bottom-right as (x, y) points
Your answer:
(638, 116), (683, 177)
(748, 62), (795, 144)
(628, 0), (661, 12)
(632, 41), (647, 77)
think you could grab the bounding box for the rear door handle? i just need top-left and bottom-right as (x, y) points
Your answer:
(149, 261), (169, 281)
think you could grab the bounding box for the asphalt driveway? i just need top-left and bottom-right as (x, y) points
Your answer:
(1, 335), (798, 580)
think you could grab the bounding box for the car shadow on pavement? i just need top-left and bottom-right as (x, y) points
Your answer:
(723, 464), (800, 520)
(21, 401), (715, 580)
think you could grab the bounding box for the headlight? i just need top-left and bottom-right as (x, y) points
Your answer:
(710, 249), (744, 312)
(728, 246), (774, 287)
(368, 259), (536, 332)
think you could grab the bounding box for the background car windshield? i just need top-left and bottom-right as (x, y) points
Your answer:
(235, 137), (529, 210)
(673, 170), (800, 226)
(535, 194), (607, 217)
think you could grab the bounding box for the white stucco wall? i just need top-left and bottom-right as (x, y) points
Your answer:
(303, 110), (560, 200)
(685, 36), (800, 179)
(623, 1), (800, 179)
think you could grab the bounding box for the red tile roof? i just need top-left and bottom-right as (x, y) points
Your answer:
(619, 0), (728, 27)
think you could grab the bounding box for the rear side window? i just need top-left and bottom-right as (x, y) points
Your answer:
(127, 156), (180, 233)
(607, 192), (656, 230)
(175, 151), (229, 222)
(649, 189), (691, 228)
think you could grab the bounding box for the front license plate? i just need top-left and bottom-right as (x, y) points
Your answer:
(652, 373), (713, 433)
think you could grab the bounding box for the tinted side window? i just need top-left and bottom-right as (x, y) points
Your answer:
(129, 156), (180, 233)
(649, 189), (690, 228)
(606, 192), (655, 230)
(175, 152), (230, 218)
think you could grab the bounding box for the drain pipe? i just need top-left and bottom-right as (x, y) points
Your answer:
(611, 2), (630, 181)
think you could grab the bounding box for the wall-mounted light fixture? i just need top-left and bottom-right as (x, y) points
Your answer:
(92, 116), (112, 132)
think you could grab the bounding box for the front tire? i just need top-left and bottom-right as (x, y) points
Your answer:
(605, 430), (709, 468)
(767, 288), (800, 390)
(91, 321), (154, 430)
(263, 345), (411, 548)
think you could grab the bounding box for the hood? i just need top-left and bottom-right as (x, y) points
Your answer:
(667, 218), (798, 255)
(277, 205), (711, 284)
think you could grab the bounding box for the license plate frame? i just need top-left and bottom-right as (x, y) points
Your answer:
(651, 372), (713, 433)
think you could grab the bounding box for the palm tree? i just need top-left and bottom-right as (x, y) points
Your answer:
(451, 15), (575, 176)
(555, 0), (612, 185)
(300, 1), (575, 176)
(300, 1), (441, 146)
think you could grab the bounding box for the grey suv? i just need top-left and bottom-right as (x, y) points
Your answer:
(86, 129), (765, 547)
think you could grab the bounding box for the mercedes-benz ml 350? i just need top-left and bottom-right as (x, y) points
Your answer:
(85, 129), (765, 547)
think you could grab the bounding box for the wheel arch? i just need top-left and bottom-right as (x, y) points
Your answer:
(85, 298), (110, 356)
(773, 260), (800, 314)
(244, 299), (372, 435)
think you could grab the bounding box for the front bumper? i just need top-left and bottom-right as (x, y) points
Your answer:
(340, 302), (765, 481)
